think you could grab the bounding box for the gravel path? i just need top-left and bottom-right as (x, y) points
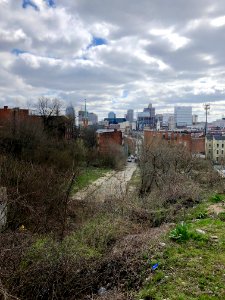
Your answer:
(71, 163), (137, 202)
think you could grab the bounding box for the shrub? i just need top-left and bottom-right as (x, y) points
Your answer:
(218, 212), (225, 221)
(196, 211), (208, 219)
(169, 222), (191, 242)
(210, 194), (224, 203)
(0, 155), (71, 233)
(169, 222), (208, 243)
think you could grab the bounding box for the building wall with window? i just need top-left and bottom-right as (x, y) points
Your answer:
(0, 106), (29, 127)
(137, 103), (155, 130)
(126, 109), (134, 123)
(205, 136), (225, 163)
(144, 129), (205, 154)
(174, 106), (192, 127)
(96, 129), (123, 153)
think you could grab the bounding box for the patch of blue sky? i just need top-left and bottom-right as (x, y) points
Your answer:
(22, 0), (39, 11)
(44, 0), (56, 7)
(22, 0), (56, 11)
(122, 90), (129, 98)
(92, 37), (107, 46)
(87, 36), (107, 49)
(11, 48), (26, 56)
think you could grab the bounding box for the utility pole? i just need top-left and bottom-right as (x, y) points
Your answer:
(83, 99), (88, 127)
(204, 103), (210, 136)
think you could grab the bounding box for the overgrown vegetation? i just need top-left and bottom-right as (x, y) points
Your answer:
(137, 200), (225, 300)
(1, 129), (225, 299)
(72, 167), (110, 192)
(210, 193), (225, 203)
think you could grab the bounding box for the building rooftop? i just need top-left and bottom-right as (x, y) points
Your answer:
(96, 129), (115, 134)
(214, 136), (225, 141)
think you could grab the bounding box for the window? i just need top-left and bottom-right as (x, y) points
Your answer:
(216, 157), (219, 162)
(217, 150), (219, 154)
(222, 150), (224, 154)
(222, 144), (224, 148)
(217, 144), (219, 147)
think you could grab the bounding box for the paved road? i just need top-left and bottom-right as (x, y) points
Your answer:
(72, 163), (137, 202)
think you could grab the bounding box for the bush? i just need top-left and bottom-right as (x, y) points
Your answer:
(218, 212), (225, 221)
(169, 222), (191, 242)
(169, 222), (208, 243)
(0, 155), (71, 233)
(196, 211), (208, 219)
(210, 194), (224, 203)
(67, 215), (127, 254)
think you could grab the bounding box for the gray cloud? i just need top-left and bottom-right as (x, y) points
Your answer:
(0, 0), (225, 120)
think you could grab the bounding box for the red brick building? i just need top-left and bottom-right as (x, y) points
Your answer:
(144, 129), (205, 154)
(96, 129), (123, 153)
(0, 106), (73, 139)
(0, 106), (29, 127)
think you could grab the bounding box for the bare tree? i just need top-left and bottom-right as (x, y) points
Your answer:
(37, 97), (62, 130)
(38, 97), (62, 117)
(139, 139), (194, 196)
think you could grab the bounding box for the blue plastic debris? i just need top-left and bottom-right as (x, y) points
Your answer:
(151, 263), (159, 271)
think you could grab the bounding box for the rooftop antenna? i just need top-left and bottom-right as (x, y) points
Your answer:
(204, 103), (210, 136)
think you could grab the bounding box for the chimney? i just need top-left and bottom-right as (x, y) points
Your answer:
(4, 106), (8, 110)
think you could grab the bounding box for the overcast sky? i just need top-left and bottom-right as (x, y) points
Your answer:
(1, 0), (225, 120)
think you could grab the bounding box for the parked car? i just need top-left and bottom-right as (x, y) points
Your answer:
(127, 157), (132, 162)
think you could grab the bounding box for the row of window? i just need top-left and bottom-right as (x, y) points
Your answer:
(207, 143), (224, 148)
(216, 150), (224, 154)
(208, 149), (224, 154)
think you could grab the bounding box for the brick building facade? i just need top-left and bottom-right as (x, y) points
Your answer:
(0, 106), (29, 127)
(144, 129), (205, 154)
(96, 129), (123, 153)
(0, 106), (73, 139)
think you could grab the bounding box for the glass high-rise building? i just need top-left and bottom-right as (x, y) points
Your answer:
(108, 111), (116, 119)
(174, 106), (192, 127)
(126, 109), (134, 123)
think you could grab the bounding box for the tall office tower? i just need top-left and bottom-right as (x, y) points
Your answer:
(162, 113), (174, 127)
(78, 110), (86, 126)
(126, 109), (134, 123)
(65, 104), (75, 121)
(108, 111), (116, 119)
(88, 112), (98, 125)
(192, 114), (198, 125)
(137, 103), (155, 129)
(174, 106), (192, 127)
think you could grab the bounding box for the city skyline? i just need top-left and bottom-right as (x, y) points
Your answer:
(1, 1), (225, 121)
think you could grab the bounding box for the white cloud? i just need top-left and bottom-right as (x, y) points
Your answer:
(150, 28), (190, 51)
(210, 15), (225, 27)
(0, 0), (225, 121)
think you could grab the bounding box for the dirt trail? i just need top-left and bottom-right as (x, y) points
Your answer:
(71, 163), (137, 202)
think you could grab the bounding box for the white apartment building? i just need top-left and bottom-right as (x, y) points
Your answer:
(174, 106), (192, 127)
(205, 135), (225, 163)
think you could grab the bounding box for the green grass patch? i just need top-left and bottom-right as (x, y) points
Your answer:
(218, 212), (225, 222)
(73, 167), (110, 192)
(65, 215), (123, 254)
(128, 167), (141, 189)
(184, 201), (209, 221)
(137, 216), (225, 300)
(21, 214), (133, 271)
(210, 194), (225, 203)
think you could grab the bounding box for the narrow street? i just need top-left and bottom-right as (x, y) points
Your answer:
(71, 163), (137, 202)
